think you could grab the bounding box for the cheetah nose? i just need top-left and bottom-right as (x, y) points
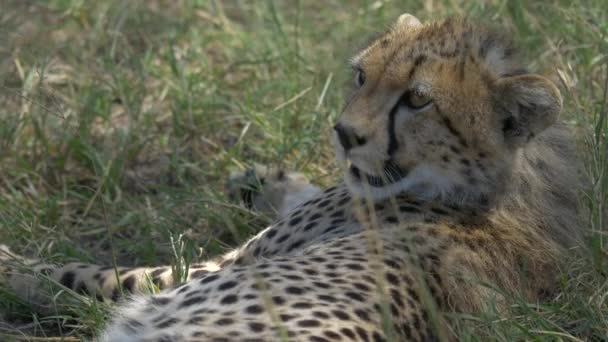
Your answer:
(333, 123), (366, 152)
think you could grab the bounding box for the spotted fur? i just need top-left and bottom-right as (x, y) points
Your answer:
(1, 15), (582, 341)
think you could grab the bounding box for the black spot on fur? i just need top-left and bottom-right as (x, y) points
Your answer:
(318, 199), (332, 208)
(215, 318), (234, 326)
(277, 235), (290, 244)
(303, 222), (317, 231)
(280, 314), (295, 321)
(176, 284), (190, 294)
(309, 213), (323, 221)
(298, 319), (321, 327)
(151, 296), (171, 306)
(355, 326), (370, 341)
(179, 296), (207, 308)
(324, 331), (342, 340)
(285, 286), (305, 295)
(287, 239), (306, 252)
(345, 291), (366, 302)
(245, 304), (264, 314)
(289, 216), (303, 226)
(218, 281), (238, 291)
(272, 296), (285, 305)
(312, 311), (330, 319)
(292, 302), (313, 309)
(332, 310), (351, 320)
(151, 268), (166, 277)
(110, 288), (121, 301)
(372, 331), (387, 342)
(249, 322), (266, 332)
(156, 318), (179, 329)
(200, 274), (219, 284)
(59, 271), (75, 289)
(318, 294), (338, 303)
(122, 275), (136, 292)
(341, 328), (356, 339)
(220, 294), (239, 305)
(265, 229), (277, 239)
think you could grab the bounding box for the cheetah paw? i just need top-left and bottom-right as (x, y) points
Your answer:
(227, 164), (320, 218)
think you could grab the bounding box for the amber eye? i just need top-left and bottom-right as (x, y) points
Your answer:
(400, 90), (432, 110)
(355, 69), (366, 87)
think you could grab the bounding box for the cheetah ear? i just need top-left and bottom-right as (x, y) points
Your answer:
(495, 74), (562, 147)
(395, 13), (422, 30)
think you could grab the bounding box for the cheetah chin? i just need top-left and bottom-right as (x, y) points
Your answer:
(344, 162), (456, 202)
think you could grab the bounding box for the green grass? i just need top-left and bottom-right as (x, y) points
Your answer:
(0, 0), (606, 340)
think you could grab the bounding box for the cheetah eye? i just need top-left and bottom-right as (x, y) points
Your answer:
(400, 90), (432, 110)
(354, 69), (366, 87)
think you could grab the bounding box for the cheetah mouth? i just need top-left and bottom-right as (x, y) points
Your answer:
(349, 160), (410, 187)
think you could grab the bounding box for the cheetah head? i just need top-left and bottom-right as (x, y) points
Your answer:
(333, 14), (562, 205)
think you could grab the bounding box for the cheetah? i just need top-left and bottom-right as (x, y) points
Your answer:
(1, 15), (582, 341)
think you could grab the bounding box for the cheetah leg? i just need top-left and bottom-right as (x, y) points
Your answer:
(227, 164), (321, 218)
(1, 166), (319, 313)
(0, 244), (225, 313)
(1, 220), (282, 314)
